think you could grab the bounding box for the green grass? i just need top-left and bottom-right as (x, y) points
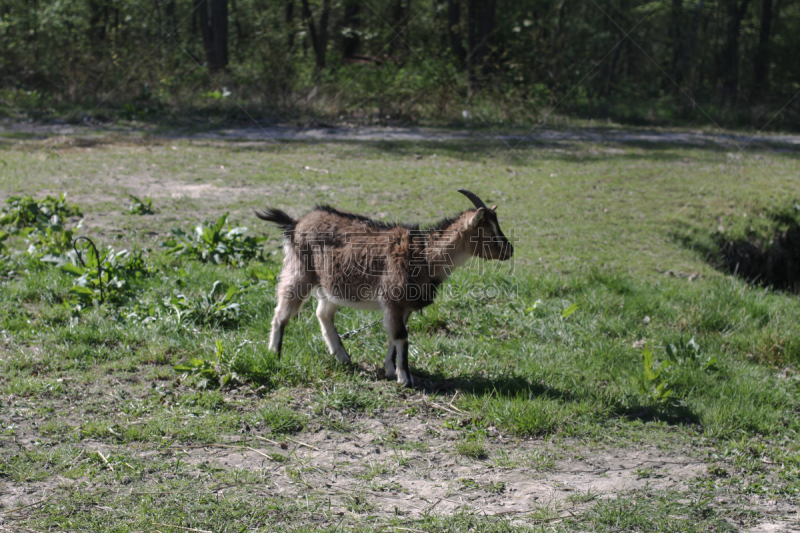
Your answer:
(259, 404), (305, 435)
(0, 132), (798, 530)
(455, 436), (488, 459)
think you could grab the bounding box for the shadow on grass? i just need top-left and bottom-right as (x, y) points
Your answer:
(674, 202), (800, 294)
(413, 369), (701, 430)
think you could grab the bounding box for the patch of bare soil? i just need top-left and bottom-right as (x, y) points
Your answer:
(175, 417), (707, 520)
(749, 522), (800, 532)
(1, 404), (798, 530)
(21, 168), (396, 240)
(1, 413), (702, 515)
(102, 172), (270, 202)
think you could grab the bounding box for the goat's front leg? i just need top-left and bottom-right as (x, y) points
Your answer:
(384, 309), (413, 387)
(316, 299), (351, 363)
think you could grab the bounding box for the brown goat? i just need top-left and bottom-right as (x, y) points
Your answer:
(256, 189), (513, 387)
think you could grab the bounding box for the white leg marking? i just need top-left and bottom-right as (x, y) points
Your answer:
(316, 299), (351, 363)
(394, 339), (413, 387)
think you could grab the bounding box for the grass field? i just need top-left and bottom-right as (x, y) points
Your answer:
(0, 128), (799, 532)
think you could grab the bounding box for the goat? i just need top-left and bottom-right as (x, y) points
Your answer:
(255, 189), (513, 388)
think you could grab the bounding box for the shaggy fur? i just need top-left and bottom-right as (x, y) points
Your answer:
(256, 190), (513, 387)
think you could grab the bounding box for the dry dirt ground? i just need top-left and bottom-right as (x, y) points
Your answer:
(0, 401), (709, 517)
(2, 386), (798, 531)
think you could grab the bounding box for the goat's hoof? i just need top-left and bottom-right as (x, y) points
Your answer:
(396, 375), (414, 388)
(335, 353), (352, 364)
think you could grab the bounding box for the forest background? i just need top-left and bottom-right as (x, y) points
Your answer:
(1, 0), (799, 129)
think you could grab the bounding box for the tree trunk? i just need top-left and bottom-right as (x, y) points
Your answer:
(391, 0), (409, 53)
(88, 0), (110, 45)
(719, 0), (752, 103)
(475, 0), (494, 77)
(688, 0), (705, 95)
(166, 0), (178, 39)
(154, 0), (162, 37)
(286, 0), (295, 50)
(319, 0), (330, 63)
(192, 1), (199, 37)
(467, 0), (475, 70)
(670, 0), (686, 85)
(29, 0), (39, 64)
(447, 0), (465, 67)
(604, 39), (622, 96)
(197, 0), (229, 72)
(230, 0), (245, 47)
(467, 0), (495, 88)
(753, 0), (773, 98)
(342, 0), (360, 58)
(301, 0), (331, 69)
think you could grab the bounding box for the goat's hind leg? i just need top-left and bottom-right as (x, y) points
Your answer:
(269, 281), (308, 358)
(316, 299), (351, 363)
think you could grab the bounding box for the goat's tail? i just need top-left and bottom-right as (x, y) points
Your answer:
(255, 208), (296, 233)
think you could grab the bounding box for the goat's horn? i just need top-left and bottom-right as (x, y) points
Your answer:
(457, 189), (488, 210)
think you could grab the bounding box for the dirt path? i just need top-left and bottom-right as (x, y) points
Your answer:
(3, 120), (800, 149)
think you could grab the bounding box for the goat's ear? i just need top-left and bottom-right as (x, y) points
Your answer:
(490, 205), (497, 212)
(467, 208), (485, 229)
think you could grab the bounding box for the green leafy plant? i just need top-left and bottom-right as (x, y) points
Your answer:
(174, 340), (234, 389)
(228, 347), (279, 386)
(485, 481), (506, 493)
(635, 339), (717, 410)
(166, 280), (244, 327)
(561, 302), (580, 318)
(635, 466), (663, 479)
(459, 478), (505, 492)
(0, 196), (85, 266)
(665, 337), (719, 371)
(248, 264), (278, 283)
(124, 299), (164, 325)
(161, 213), (265, 266)
(525, 298), (544, 316)
(0, 235), (12, 278)
(174, 340), (278, 389)
(0, 231), (10, 277)
(0, 194), (82, 230)
(637, 345), (677, 408)
(127, 195), (155, 215)
(60, 240), (152, 306)
(460, 478), (481, 490)
(23, 217), (80, 265)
